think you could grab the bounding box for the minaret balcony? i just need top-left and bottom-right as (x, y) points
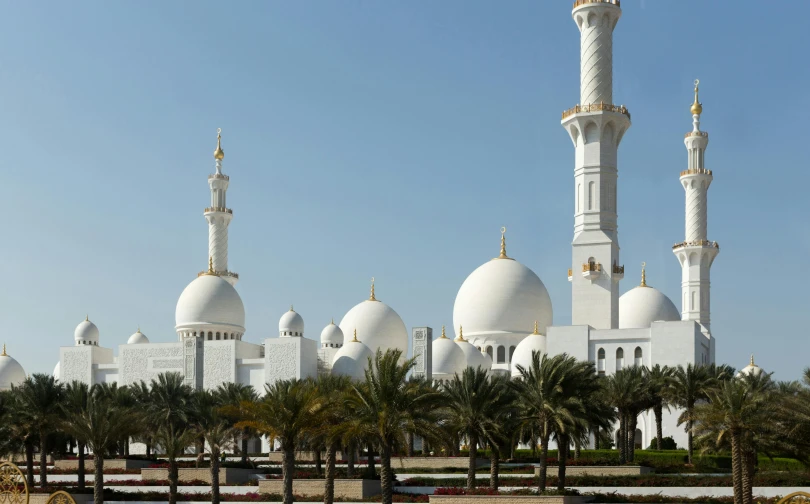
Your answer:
(204, 207), (233, 214)
(208, 173), (230, 181)
(197, 269), (239, 280)
(684, 131), (709, 139)
(573, 0), (620, 8)
(568, 268), (573, 282)
(672, 240), (719, 251)
(612, 263), (624, 281)
(582, 262), (602, 281)
(562, 103), (631, 121)
(680, 168), (713, 177)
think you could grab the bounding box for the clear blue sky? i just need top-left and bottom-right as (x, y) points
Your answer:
(2, 1), (807, 380)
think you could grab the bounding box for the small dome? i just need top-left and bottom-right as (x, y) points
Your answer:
(0, 347), (26, 391)
(74, 317), (100, 345)
(338, 281), (407, 356)
(619, 284), (680, 329)
(455, 330), (491, 371)
(320, 320), (344, 346)
(53, 361), (60, 380)
(331, 331), (372, 380)
(510, 323), (547, 378)
(453, 233), (553, 339)
(279, 307), (305, 337)
(432, 328), (466, 379)
(175, 274), (245, 331)
(127, 329), (150, 344)
(737, 355), (763, 378)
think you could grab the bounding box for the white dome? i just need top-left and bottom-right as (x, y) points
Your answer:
(510, 330), (547, 378)
(455, 337), (491, 371)
(321, 321), (344, 346)
(432, 331), (466, 379)
(127, 330), (150, 344)
(737, 356), (764, 378)
(175, 274), (245, 331)
(331, 335), (372, 380)
(74, 317), (99, 345)
(453, 254), (553, 338)
(279, 307), (305, 337)
(0, 349), (26, 391)
(53, 361), (60, 380)
(619, 284), (680, 329)
(338, 294), (407, 357)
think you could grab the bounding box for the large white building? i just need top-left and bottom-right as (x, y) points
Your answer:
(3, 0), (727, 450)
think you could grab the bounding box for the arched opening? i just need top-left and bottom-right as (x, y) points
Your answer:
(486, 346), (493, 359)
(616, 348), (624, 371)
(597, 348), (606, 375)
(509, 346), (516, 363)
(634, 347), (642, 367)
(635, 429), (643, 449)
(497, 346), (506, 364)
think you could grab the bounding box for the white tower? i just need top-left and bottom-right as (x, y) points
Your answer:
(673, 80), (719, 333)
(202, 129), (238, 285)
(562, 0), (630, 329)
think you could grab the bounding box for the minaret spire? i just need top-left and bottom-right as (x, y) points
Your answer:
(562, 0), (628, 329)
(674, 79), (718, 336)
(640, 262), (647, 287)
(201, 128), (238, 285)
(369, 277), (377, 301)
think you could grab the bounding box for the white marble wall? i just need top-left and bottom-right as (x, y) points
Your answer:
(263, 337), (318, 387)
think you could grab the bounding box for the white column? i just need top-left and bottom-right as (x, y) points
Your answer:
(201, 133), (238, 285)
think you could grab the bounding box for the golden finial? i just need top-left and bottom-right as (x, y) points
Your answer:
(352, 329), (359, 342)
(750, 354), (755, 366)
(214, 128), (225, 160)
(533, 320), (539, 335)
(85, 314), (89, 322)
(1, 344), (6, 357)
(289, 305), (294, 312)
(455, 325), (466, 342)
(208, 256), (215, 274)
(330, 317), (334, 325)
(440, 325), (447, 339)
(690, 79), (702, 116)
(369, 277), (377, 301)
(498, 227), (508, 259)
(640, 262), (647, 287)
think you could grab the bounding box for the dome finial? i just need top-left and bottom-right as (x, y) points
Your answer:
(330, 317), (334, 325)
(369, 277), (377, 301)
(533, 320), (539, 335)
(640, 262), (648, 287)
(690, 80), (702, 117)
(750, 354), (755, 366)
(214, 128), (225, 161)
(289, 305), (294, 312)
(440, 325), (447, 339)
(498, 227), (508, 259)
(85, 314), (89, 322)
(352, 328), (359, 342)
(208, 256), (215, 274)
(455, 325), (466, 342)
(1, 344), (5, 356)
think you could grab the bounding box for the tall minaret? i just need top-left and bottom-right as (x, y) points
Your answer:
(201, 128), (238, 285)
(674, 80), (718, 332)
(562, 0), (630, 329)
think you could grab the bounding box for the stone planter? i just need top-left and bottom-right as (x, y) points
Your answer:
(1, 455), (54, 464)
(393, 457), (488, 469)
(430, 496), (592, 504)
(258, 478), (381, 499)
(264, 451), (342, 463)
(534, 465), (653, 477)
(30, 494), (93, 504)
(141, 467), (259, 484)
(54, 459), (154, 471)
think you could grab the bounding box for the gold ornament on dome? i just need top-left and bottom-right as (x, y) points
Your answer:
(0, 462), (29, 504)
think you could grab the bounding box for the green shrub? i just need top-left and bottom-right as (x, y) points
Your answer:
(647, 437), (678, 450)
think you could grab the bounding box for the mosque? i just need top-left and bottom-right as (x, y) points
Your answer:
(1, 0), (744, 450)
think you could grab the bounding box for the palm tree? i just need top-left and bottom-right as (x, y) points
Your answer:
(602, 367), (641, 463)
(0, 389), (35, 488)
(216, 382), (259, 463)
(235, 378), (321, 504)
(442, 367), (514, 491)
(190, 389), (233, 504)
(15, 373), (64, 487)
(341, 349), (444, 504)
(129, 381), (155, 458)
(644, 365), (674, 450)
(62, 381), (90, 490)
(64, 384), (142, 504)
(148, 373), (195, 504)
(668, 363), (713, 464)
(310, 374), (352, 504)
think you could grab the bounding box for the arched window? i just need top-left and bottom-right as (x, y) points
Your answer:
(616, 347), (624, 371)
(635, 429), (643, 449)
(486, 346), (493, 359)
(634, 347), (642, 367)
(597, 348), (606, 375)
(208, 331), (213, 340)
(497, 346), (506, 364)
(509, 346), (516, 363)
(216, 332), (221, 340)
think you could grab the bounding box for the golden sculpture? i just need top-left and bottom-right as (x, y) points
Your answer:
(45, 491), (77, 504)
(0, 462), (29, 504)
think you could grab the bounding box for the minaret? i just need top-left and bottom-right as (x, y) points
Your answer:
(201, 128), (238, 285)
(673, 80), (718, 332)
(562, 0), (629, 329)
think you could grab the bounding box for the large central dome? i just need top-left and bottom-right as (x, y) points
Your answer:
(453, 232), (553, 337)
(175, 274), (246, 337)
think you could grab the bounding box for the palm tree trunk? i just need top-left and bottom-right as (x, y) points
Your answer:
(314, 445), (323, 477)
(93, 454), (104, 504)
(489, 445), (500, 490)
(654, 405), (663, 450)
(537, 432), (550, 494)
(168, 456), (179, 504)
(282, 443), (295, 504)
(241, 430), (249, 465)
(594, 427), (600, 450)
(686, 404), (694, 464)
(557, 435), (568, 491)
(39, 428), (49, 488)
(574, 439), (581, 460)
(628, 415), (637, 463)
(742, 447), (755, 504)
(346, 443), (355, 478)
(367, 443), (375, 476)
(211, 447), (221, 504)
(730, 433), (742, 504)
(77, 442), (86, 490)
(618, 414), (626, 464)
(466, 434), (478, 490)
(196, 435), (205, 468)
(324, 442), (337, 504)
(24, 440), (34, 489)
(406, 432), (414, 457)
(146, 439), (152, 458)
(380, 446), (393, 504)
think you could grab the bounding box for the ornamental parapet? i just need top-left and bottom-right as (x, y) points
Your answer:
(573, 0), (620, 8)
(209, 173), (230, 180)
(204, 207), (233, 214)
(612, 263), (624, 274)
(198, 269), (240, 279)
(583, 262), (602, 272)
(685, 131), (709, 139)
(680, 168), (713, 177)
(672, 240), (719, 250)
(562, 103), (630, 121)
